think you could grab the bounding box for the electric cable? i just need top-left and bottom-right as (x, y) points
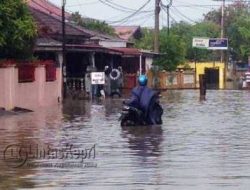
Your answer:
(107, 0), (152, 24)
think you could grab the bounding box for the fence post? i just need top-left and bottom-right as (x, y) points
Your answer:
(0, 66), (16, 110)
(36, 65), (46, 107)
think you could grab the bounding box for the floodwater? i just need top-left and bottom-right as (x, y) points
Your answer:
(1, 90), (250, 190)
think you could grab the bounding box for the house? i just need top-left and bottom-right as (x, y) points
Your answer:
(0, 1), (158, 110)
(187, 61), (225, 89)
(27, 0), (157, 93)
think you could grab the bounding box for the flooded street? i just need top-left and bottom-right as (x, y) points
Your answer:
(1, 90), (250, 189)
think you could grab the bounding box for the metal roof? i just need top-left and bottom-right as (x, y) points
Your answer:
(29, 7), (92, 38)
(27, 0), (71, 19)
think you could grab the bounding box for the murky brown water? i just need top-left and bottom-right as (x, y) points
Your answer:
(1, 90), (250, 190)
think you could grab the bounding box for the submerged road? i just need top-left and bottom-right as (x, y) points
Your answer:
(0, 90), (250, 189)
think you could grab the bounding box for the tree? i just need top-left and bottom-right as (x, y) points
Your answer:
(170, 21), (194, 61)
(170, 21), (220, 62)
(191, 21), (220, 61)
(0, 0), (37, 59)
(229, 14), (250, 61)
(204, 1), (250, 62)
(154, 32), (186, 71)
(70, 12), (115, 36)
(134, 28), (154, 50)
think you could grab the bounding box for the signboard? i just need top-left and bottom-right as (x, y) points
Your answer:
(192, 38), (209, 49)
(208, 38), (228, 50)
(193, 37), (228, 50)
(91, 72), (105, 84)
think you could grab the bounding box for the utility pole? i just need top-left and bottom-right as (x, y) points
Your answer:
(221, 0), (225, 39)
(167, 0), (173, 36)
(221, 0), (225, 63)
(213, 0), (226, 62)
(154, 0), (161, 53)
(62, 0), (67, 98)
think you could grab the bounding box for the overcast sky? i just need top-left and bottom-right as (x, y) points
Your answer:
(49, 0), (226, 27)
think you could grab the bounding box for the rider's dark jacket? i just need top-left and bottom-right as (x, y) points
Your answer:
(126, 86), (163, 125)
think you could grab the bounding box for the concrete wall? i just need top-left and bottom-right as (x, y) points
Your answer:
(0, 66), (62, 110)
(147, 70), (195, 89)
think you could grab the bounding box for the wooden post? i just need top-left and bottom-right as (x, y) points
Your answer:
(62, 0), (67, 99)
(199, 74), (206, 100)
(154, 0), (161, 53)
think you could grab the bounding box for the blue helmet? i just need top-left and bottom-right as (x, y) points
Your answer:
(138, 75), (148, 86)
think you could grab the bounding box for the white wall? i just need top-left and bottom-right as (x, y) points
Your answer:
(145, 57), (153, 72)
(99, 40), (127, 48)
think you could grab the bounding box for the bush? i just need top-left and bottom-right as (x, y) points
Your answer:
(0, 0), (37, 60)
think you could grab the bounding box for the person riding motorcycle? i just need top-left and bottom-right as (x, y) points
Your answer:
(125, 75), (163, 125)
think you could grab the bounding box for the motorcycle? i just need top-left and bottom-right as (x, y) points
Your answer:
(119, 95), (163, 127)
(119, 104), (145, 126)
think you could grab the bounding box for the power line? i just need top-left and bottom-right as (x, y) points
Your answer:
(105, 0), (143, 12)
(108, 11), (154, 25)
(130, 12), (155, 25)
(171, 6), (197, 23)
(97, 0), (152, 13)
(98, 0), (132, 13)
(169, 14), (178, 23)
(173, 4), (222, 8)
(67, 1), (99, 7)
(107, 0), (152, 24)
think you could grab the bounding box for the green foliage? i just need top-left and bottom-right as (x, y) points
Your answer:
(128, 1), (250, 67)
(203, 1), (250, 62)
(229, 14), (250, 61)
(154, 33), (186, 71)
(170, 21), (220, 61)
(0, 0), (37, 59)
(70, 12), (115, 36)
(134, 28), (154, 50)
(191, 22), (220, 61)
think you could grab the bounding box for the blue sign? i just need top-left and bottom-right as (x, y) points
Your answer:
(208, 38), (228, 50)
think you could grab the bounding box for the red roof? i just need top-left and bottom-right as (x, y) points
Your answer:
(27, 1), (125, 42)
(27, 0), (71, 19)
(113, 26), (140, 40)
(29, 7), (91, 37)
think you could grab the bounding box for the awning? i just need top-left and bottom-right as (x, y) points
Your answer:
(34, 38), (122, 55)
(107, 47), (141, 57)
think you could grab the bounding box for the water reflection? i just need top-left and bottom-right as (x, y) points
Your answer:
(121, 126), (163, 159)
(0, 106), (63, 190)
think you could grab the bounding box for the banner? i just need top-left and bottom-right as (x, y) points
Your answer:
(193, 37), (228, 50)
(208, 38), (228, 50)
(192, 38), (209, 49)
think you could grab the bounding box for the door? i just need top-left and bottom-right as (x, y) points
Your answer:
(204, 67), (219, 89)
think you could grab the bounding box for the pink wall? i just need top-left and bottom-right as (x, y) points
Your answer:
(0, 66), (62, 110)
(44, 69), (62, 107)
